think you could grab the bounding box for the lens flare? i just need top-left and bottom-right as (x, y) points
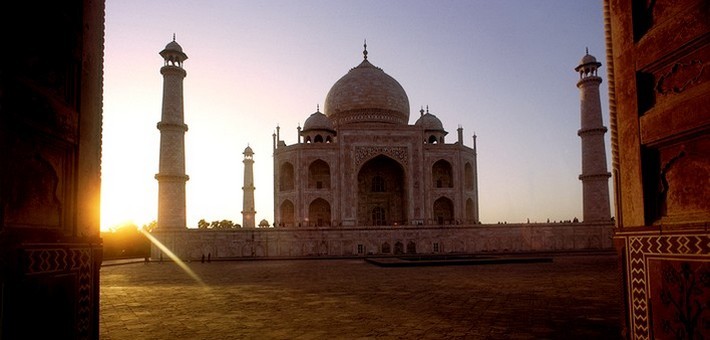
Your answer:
(139, 229), (206, 286)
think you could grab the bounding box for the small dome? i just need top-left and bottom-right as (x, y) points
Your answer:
(575, 49), (601, 72)
(164, 40), (183, 53)
(324, 58), (410, 126)
(303, 110), (334, 132)
(580, 53), (597, 65)
(160, 39), (188, 62)
(243, 145), (254, 154)
(415, 111), (444, 131)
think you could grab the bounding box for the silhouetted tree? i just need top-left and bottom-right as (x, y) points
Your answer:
(102, 222), (150, 259)
(207, 220), (236, 229)
(141, 220), (157, 232)
(217, 220), (234, 229)
(197, 219), (209, 229)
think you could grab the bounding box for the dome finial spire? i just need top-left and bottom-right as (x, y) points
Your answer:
(420, 106), (424, 116)
(317, 104), (320, 112)
(426, 105), (429, 114)
(585, 46), (589, 55)
(363, 39), (368, 60)
(173, 33), (176, 42)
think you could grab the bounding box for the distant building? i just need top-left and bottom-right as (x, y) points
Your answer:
(0, 1), (104, 337)
(273, 43), (480, 228)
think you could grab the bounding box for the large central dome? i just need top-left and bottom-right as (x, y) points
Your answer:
(323, 55), (410, 127)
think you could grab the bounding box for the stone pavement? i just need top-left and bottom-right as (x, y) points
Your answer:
(100, 254), (622, 339)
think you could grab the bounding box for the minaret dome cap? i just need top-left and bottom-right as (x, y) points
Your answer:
(575, 49), (601, 71)
(164, 40), (184, 53)
(159, 38), (188, 62)
(580, 53), (598, 65)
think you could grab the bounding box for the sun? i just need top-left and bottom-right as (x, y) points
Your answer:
(100, 172), (157, 232)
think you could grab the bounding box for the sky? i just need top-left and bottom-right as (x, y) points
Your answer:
(101, 0), (611, 230)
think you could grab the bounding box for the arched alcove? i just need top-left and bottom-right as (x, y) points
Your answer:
(433, 196), (454, 224)
(279, 162), (294, 191)
(357, 155), (406, 226)
(466, 198), (475, 223)
(308, 198), (331, 227)
(280, 200), (295, 227)
(432, 159), (453, 188)
(308, 159), (330, 189)
(464, 162), (474, 190)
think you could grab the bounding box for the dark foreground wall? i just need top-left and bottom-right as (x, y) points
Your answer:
(0, 1), (104, 338)
(605, 0), (710, 338)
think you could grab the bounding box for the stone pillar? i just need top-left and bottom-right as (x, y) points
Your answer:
(242, 146), (256, 228)
(575, 50), (611, 222)
(156, 37), (189, 230)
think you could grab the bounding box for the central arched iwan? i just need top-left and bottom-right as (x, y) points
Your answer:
(357, 155), (406, 226)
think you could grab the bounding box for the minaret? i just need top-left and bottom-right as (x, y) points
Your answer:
(155, 36), (189, 230)
(242, 145), (256, 228)
(575, 49), (611, 222)
(473, 133), (479, 223)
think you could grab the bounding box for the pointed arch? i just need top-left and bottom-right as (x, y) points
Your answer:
(433, 196), (454, 224)
(464, 162), (474, 190)
(381, 242), (391, 254)
(406, 241), (417, 254)
(308, 198), (331, 227)
(279, 162), (294, 191)
(280, 200), (295, 227)
(433, 159), (453, 188)
(308, 159), (330, 189)
(394, 241), (404, 254)
(466, 198), (475, 223)
(357, 155), (406, 226)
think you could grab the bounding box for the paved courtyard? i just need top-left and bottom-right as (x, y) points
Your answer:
(100, 254), (622, 339)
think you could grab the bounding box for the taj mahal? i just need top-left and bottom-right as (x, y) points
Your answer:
(151, 38), (612, 260)
(273, 42), (479, 229)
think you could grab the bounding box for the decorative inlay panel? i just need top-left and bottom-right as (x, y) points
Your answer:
(354, 146), (408, 168)
(622, 232), (710, 339)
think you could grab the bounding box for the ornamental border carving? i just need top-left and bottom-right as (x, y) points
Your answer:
(23, 245), (97, 337)
(353, 146), (408, 168)
(623, 233), (710, 340)
(655, 59), (704, 96)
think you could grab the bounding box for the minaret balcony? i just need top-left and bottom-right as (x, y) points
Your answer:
(155, 173), (190, 181)
(157, 122), (188, 132)
(160, 65), (187, 76)
(577, 126), (608, 136)
(576, 76), (602, 87)
(578, 172), (611, 180)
